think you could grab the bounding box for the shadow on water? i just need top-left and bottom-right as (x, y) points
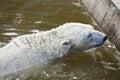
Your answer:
(0, 0), (120, 80)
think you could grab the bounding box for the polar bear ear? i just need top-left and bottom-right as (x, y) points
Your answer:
(61, 39), (71, 46)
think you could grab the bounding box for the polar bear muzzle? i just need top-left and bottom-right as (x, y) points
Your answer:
(94, 34), (107, 47)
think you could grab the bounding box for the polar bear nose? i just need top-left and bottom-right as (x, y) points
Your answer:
(103, 36), (107, 41)
(94, 33), (107, 47)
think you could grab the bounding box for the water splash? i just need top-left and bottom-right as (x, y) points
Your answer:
(2, 32), (18, 36)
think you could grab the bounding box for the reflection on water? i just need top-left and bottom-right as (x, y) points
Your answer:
(0, 0), (120, 80)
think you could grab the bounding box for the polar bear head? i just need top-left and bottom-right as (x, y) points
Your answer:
(51, 23), (107, 56)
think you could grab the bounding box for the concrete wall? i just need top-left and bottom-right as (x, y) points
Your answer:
(81, 0), (120, 51)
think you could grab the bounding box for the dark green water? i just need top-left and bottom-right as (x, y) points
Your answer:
(0, 0), (120, 80)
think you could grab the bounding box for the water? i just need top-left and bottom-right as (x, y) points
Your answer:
(0, 0), (120, 80)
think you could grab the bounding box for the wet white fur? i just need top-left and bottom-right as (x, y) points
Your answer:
(0, 23), (106, 76)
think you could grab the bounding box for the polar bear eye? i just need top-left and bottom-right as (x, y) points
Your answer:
(63, 42), (69, 45)
(87, 33), (92, 38)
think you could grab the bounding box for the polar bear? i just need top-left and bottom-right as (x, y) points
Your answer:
(0, 22), (107, 76)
